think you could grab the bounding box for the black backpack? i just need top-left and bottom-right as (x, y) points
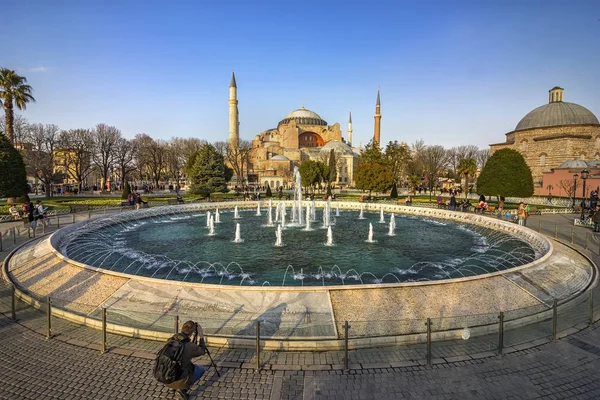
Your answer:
(153, 337), (187, 384)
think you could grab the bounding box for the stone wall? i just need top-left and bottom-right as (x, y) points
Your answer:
(490, 125), (600, 184)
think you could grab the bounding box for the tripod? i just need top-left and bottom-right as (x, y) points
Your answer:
(193, 324), (221, 377)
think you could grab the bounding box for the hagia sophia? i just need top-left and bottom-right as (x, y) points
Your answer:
(227, 72), (381, 189)
(226, 71), (599, 195)
(490, 86), (600, 195)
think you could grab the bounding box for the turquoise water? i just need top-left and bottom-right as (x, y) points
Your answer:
(65, 209), (537, 286)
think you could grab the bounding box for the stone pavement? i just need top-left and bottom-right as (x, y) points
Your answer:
(0, 212), (600, 399)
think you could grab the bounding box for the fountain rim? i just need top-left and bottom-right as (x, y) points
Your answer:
(46, 200), (554, 292)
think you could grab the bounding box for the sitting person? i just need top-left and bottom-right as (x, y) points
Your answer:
(9, 204), (22, 219)
(404, 196), (412, 206)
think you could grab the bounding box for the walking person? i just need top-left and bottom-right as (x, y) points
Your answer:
(154, 321), (206, 400)
(517, 202), (526, 226)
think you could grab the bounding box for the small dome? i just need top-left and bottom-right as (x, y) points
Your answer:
(270, 155), (290, 161)
(558, 160), (590, 169)
(515, 102), (599, 131)
(320, 140), (355, 156)
(279, 106), (327, 127)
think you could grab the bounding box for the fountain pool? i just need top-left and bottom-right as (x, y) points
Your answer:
(57, 203), (543, 287)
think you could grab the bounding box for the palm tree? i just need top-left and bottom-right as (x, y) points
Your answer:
(0, 68), (35, 144)
(457, 157), (477, 199)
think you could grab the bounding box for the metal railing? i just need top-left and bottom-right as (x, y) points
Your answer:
(2, 205), (599, 372)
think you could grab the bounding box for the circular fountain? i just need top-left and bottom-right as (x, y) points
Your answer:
(4, 166), (597, 349)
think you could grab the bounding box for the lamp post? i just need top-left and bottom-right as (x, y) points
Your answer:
(581, 169), (589, 220)
(429, 173), (434, 204)
(573, 173), (578, 208)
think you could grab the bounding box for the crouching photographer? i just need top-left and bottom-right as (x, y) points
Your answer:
(154, 320), (210, 400)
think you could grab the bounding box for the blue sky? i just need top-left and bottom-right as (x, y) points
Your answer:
(3, 0), (600, 148)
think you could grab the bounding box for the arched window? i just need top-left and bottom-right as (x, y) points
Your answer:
(595, 153), (600, 161)
(540, 154), (546, 167)
(596, 137), (600, 148)
(521, 140), (528, 152)
(580, 154), (586, 160)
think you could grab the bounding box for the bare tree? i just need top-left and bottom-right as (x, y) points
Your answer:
(421, 145), (448, 194)
(135, 133), (166, 188)
(226, 140), (253, 185)
(91, 123), (121, 191)
(558, 179), (575, 199)
(59, 129), (94, 192)
(0, 114), (29, 144)
(165, 138), (187, 186)
(476, 148), (490, 169)
(179, 137), (206, 162)
(213, 141), (227, 157)
(114, 137), (137, 185)
(22, 123), (61, 198)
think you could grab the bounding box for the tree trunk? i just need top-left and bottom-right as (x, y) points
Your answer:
(464, 175), (469, 199)
(4, 100), (14, 144)
(45, 183), (52, 199)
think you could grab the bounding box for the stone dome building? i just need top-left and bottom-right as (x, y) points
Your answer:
(490, 87), (600, 187)
(225, 72), (385, 189)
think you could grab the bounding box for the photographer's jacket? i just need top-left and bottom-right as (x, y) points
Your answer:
(165, 333), (206, 390)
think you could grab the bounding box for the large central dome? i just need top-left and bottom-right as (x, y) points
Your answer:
(278, 106), (328, 126)
(515, 87), (599, 131)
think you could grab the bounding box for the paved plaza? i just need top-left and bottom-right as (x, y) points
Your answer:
(0, 213), (599, 399)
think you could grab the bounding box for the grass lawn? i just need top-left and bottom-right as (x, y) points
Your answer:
(0, 192), (566, 215)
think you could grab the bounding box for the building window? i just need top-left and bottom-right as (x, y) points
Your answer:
(521, 141), (527, 152)
(596, 137), (600, 148)
(540, 154), (546, 167)
(580, 154), (585, 160)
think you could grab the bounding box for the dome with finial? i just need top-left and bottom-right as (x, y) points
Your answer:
(278, 105), (328, 126)
(515, 87), (599, 131)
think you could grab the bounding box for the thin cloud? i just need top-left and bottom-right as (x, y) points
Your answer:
(29, 66), (53, 72)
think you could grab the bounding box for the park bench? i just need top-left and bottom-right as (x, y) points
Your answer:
(69, 204), (90, 213)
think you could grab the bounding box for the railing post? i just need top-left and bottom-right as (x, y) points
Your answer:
(72, 214), (75, 224)
(552, 299), (558, 342)
(174, 315), (179, 334)
(255, 321), (261, 372)
(32, 225), (36, 238)
(0, 231), (3, 252)
(538, 220), (541, 233)
(101, 307), (107, 354)
(554, 223), (558, 239)
(585, 233), (589, 250)
(571, 227), (574, 244)
(344, 321), (349, 371)
(42, 221), (46, 234)
(426, 318), (432, 366)
(46, 297), (52, 340)
(11, 284), (16, 321)
(57, 215), (60, 228)
(28, 227), (31, 238)
(12, 227), (16, 244)
(104, 205), (108, 215)
(88, 210), (91, 219)
(498, 312), (504, 355)
(589, 291), (594, 326)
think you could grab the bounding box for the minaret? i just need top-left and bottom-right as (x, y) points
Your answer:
(228, 71), (239, 148)
(373, 88), (381, 145)
(348, 111), (353, 147)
